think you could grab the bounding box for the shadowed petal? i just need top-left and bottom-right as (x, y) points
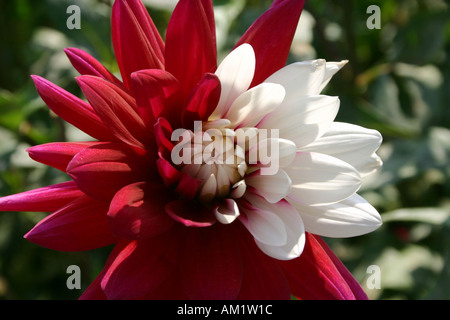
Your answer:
(180, 224), (243, 299)
(165, 199), (216, 227)
(131, 69), (181, 129)
(234, 221), (291, 299)
(182, 73), (221, 129)
(100, 230), (180, 300)
(24, 195), (115, 252)
(112, 0), (164, 88)
(108, 182), (175, 240)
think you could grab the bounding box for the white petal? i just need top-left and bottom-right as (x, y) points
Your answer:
(264, 59), (326, 100)
(245, 169), (292, 204)
(245, 194), (305, 260)
(285, 152), (362, 206)
(320, 60), (348, 92)
(230, 180), (246, 198)
(210, 44), (256, 120)
(292, 193), (382, 238)
(239, 202), (287, 247)
(226, 83), (285, 128)
(199, 174), (217, 203)
(258, 95), (340, 148)
(215, 198), (240, 224)
(249, 138), (297, 169)
(301, 122), (383, 177)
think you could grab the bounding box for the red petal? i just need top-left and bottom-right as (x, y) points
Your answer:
(24, 195), (115, 251)
(79, 273), (107, 300)
(67, 142), (155, 201)
(131, 69), (181, 129)
(182, 73), (221, 129)
(175, 174), (203, 200)
(108, 182), (175, 240)
(180, 224), (243, 299)
(31, 75), (117, 142)
(76, 75), (151, 149)
(100, 231), (180, 300)
(64, 48), (123, 86)
(156, 158), (182, 186)
(154, 117), (174, 160)
(165, 199), (216, 227)
(0, 181), (83, 213)
(235, 222), (291, 299)
(235, 0), (305, 87)
(112, 0), (164, 88)
(165, 0), (217, 99)
(27, 141), (100, 172)
(279, 233), (368, 300)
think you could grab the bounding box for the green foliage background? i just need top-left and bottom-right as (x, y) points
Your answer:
(0, 0), (449, 300)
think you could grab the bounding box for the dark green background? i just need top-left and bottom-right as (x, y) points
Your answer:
(0, 0), (449, 300)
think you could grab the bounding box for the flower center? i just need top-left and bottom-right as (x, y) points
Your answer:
(171, 120), (270, 203)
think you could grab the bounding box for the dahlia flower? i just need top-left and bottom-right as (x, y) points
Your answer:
(0, 0), (383, 300)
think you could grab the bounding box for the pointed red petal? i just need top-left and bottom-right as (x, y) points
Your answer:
(31, 75), (117, 142)
(180, 224), (243, 299)
(27, 141), (100, 172)
(279, 233), (368, 300)
(235, 0), (305, 87)
(182, 73), (221, 129)
(130, 69), (181, 129)
(76, 75), (151, 148)
(64, 48), (123, 86)
(67, 142), (155, 201)
(165, 0), (217, 99)
(24, 195), (115, 251)
(0, 181), (83, 213)
(112, 0), (164, 88)
(100, 231), (180, 300)
(108, 182), (175, 240)
(165, 199), (216, 227)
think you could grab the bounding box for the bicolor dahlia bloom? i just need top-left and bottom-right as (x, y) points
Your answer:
(0, 0), (383, 299)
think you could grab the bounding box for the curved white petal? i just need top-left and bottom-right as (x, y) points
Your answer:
(225, 83), (285, 128)
(292, 193), (382, 238)
(214, 198), (240, 224)
(239, 201), (287, 247)
(245, 194), (305, 260)
(258, 95), (340, 148)
(264, 59), (326, 100)
(301, 122), (383, 177)
(285, 152), (362, 206)
(210, 44), (256, 120)
(245, 169), (292, 204)
(320, 60), (348, 92)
